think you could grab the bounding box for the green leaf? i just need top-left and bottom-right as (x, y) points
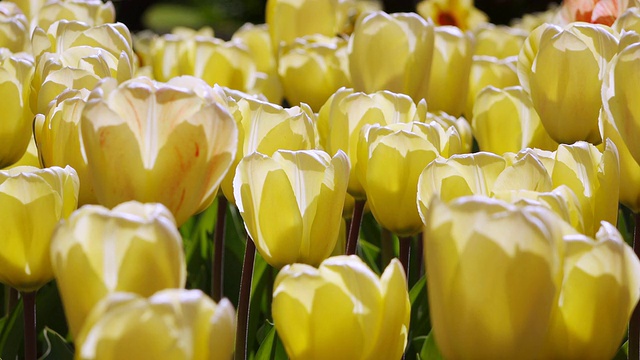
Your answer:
(0, 297), (23, 359)
(612, 340), (627, 360)
(420, 331), (444, 360)
(254, 324), (287, 360)
(40, 327), (73, 360)
(408, 275), (430, 357)
(142, 4), (211, 33)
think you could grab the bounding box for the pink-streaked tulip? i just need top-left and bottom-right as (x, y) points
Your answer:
(560, 0), (630, 26)
(81, 76), (238, 226)
(273, 255), (410, 360)
(234, 150), (349, 268)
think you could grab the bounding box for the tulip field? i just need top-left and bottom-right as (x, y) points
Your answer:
(3, 0), (640, 359)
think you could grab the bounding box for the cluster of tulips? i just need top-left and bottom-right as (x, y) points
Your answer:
(3, 0), (640, 358)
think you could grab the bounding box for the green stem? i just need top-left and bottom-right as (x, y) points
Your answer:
(212, 197), (228, 302)
(22, 291), (36, 360)
(399, 236), (411, 280)
(346, 200), (366, 255)
(629, 212), (640, 360)
(235, 235), (256, 360)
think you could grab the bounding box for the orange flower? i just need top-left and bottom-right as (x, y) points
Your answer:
(561, 0), (629, 26)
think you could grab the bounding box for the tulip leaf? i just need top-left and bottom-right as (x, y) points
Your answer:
(142, 4), (212, 33)
(0, 299), (23, 359)
(409, 275), (431, 338)
(248, 253), (275, 358)
(419, 331), (444, 360)
(612, 341), (627, 360)
(40, 327), (73, 360)
(255, 324), (287, 360)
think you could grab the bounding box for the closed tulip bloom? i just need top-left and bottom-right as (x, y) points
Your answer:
(473, 23), (527, 59)
(519, 23), (618, 144)
(81, 76), (238, 226)
(357, 121), (462, 236)
(50, 201), (186, 338)
(423, 196), (563, 359)
(426, 111), (473, 153)
(425, 26), (473, 116)
(0, 50), (34, 169)
(234, 150), (349, 268)
(0, 165), (79, 292)
(32, 0), (115, 32)
(348, 11), (434, 102)
(613, 7), (640, 33)
(318, 88), (426, 198)
(560, 0), (630, 25)
(416, 0), (488, 31)
(472, 86), (557, 154)
(278, 35), (350, 112)
(273, 255), (410, 360)
(0, 3), (30, 53)
(464, 55), (519, 119)
(75, 289), (236, 360)
(220, 97), (316, 204)
(34, 89), (96, 205)
(3, 137), (40, 169)
(543, 222), (640, 359)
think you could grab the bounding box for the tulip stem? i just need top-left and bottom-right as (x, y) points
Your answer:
(212, 197), (228, 302)
(22, 291), (36, 360)
(630, 212), (640, 360)
(346, 200), (366, 255)
(381, 229), (393, 267)
(235, 235), (256, 360)
(4, 286), (18, 315)
(399, 236), (411, 279)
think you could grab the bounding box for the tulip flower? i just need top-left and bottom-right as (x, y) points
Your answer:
(426, 111), (473, 153)
(544, 222), (640, 359)
(0, 50), (34, 169)
(234, 150), (349, 268)
(318, 88), (426, 198)
(31, 0), (115, 32)
(560, 0), (630, 26)
(422, 196), (565, 359)
(613, 7), (640, 33)
(50, 201), (186, 338)
(278, 35), (350, 112)
(425, 26), (473, 116)
(464, 55), (519, 119)
(473, 23), (527, 59)
(148, 31), (192, 82)
(348, 11), (434, 102)
(472, 86), (557, 154)
(518, 23), (618, 144)
(75, 289), (236, 360)
(357, 121), (463, 236)
(219, 97), (316, 204)
(272, 255), (410, 360)
(416, 0), (488, 31)
(0, 3), (30, 53)
(0, 166), (78, 292)
(81, 76), (238, 226)
(3, 138), (40, 170)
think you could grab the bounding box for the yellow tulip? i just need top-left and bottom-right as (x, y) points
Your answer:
(34, 88), (96, 205)
(425, 26), (473, 116)
(81, 76), (238, 226)
(0, 165), (78, 292)
(464, 55), (519, 119)
(32, 0), (115, 32)
(348, 11), (434, 102)
(472, 86), (557, 154)
(272, 255), (410, 360)
(473, 23), (527, 59)
(318, 87), (426, 198)
(234, 150), (349, 268)
(416, 0), (488, 31)
(0, 50), (34, 169)
(423, 196), (564, 359)
(544, 222), (640, 359)
(0, 3), (30, 53)
(519, 23), (618, 144)
(357, 121), (462, 236)
(219, 97), (316, 204)
(148, 32), (191, 82)
(426, 111), (473, 153)
(75, 289), (236, 360)
(3, 137), (40, 170)
(278, 34), (350, 112)
(50, 201), (186, 338)
(613, 7), (640, 33)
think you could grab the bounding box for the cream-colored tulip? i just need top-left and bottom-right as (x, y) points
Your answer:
(472, 86), (557, 154)
(75, 290), (236, 360)
(426, 111), (473, 153)
(32, 0), (114, 32)
(473, 23), (527, 59)
(348, 11), (434, 102)
(426, 26), (473, 116)
(613, 7), (640, 33)
(4, 137), (40, 169)
(51, 201), (186, 338)
(234, 150), (349, 268)
(81, 76), (238, 226)
(273, 255), (410, 360)
(0, 3), (30, 53)
(465, 55), (519, 119)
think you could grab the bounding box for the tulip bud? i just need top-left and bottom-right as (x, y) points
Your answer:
(473, 23), (527, 58)
(0, 166), (78, 292)
(234, 150), (349, 268)
(472, 86), (557, 154)
(0, 3), (30, 53)
(519, 23), (618, 144)
(50, 201), (186, 338)
(75, 289), (236, 360)
(416, 0), (488, 31)
(81, 76), (238, 226)
(426, 111), (473, 153)
(278, 35), (350, 112)
(348, 11), (434, 102)
(3, 138), (40, 169)
(423, 196), (564, 359)
(426, 26), (473, 116)
(273, 255), (410, 360)
(318, 88), (426, 198)
(0, 50), (34, 169)
(465, 55), (519, 119)
(357, 121), (462, 236)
